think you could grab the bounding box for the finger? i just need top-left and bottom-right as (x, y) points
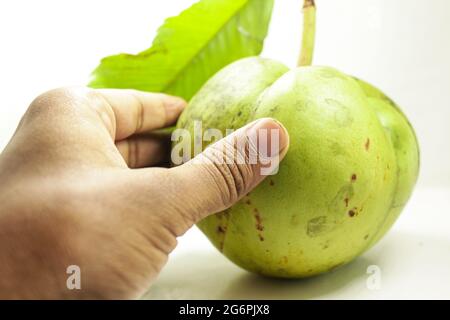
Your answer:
(102, 118), (289, 237)
(115, 133), (172, 168)
(12, 87), (185, 170)
(90, 89), (186, 141)
(168, 118), (289, 227)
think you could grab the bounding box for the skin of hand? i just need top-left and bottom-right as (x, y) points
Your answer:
(0, 87), (289, 299)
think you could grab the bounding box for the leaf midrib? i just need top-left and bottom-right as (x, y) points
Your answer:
(160, 0), (251, 94)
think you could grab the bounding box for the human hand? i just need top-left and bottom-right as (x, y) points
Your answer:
(0, 87), (289, 299)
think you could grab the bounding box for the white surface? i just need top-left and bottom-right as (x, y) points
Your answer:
(0, 0), (449, 299)
(144, 187), (450, 300)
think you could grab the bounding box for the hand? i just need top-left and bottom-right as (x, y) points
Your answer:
(0, 87), (289, 299)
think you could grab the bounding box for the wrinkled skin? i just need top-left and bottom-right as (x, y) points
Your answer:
(176, 57), (419, 277)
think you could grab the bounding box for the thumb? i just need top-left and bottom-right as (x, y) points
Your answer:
(170, 118), (290, 223)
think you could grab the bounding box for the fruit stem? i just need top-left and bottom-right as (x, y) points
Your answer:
(297, 0), (316, 67)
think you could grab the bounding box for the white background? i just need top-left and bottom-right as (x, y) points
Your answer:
(0, 0), (449, 299)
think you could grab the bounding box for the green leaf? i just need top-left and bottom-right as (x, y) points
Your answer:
(88, 0), (274, 101)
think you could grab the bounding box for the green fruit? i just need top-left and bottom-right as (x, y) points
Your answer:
(355, 78), (420, 246)
(176, 57), (419, 278)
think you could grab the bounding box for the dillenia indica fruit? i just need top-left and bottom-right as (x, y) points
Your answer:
(175, 2), (419, 278)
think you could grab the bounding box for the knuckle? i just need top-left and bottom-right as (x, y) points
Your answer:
(27, 86), (87, 118)
(203, 136), (255, 204)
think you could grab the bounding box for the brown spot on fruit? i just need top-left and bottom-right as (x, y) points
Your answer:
(344, 198), (349, 207)
(215, 211), (230, 251)
(245, 199), (251, 205)
(348, 207), (359, 217)
(330, 184), (354, 215)
(258, 235), (265, 241)
(269, 179), (275, 186)
(254, 209), (262, 223)
(351, 174), (357, 182)
(365, 138), (370, 151)
(253, 209), (264, 236)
